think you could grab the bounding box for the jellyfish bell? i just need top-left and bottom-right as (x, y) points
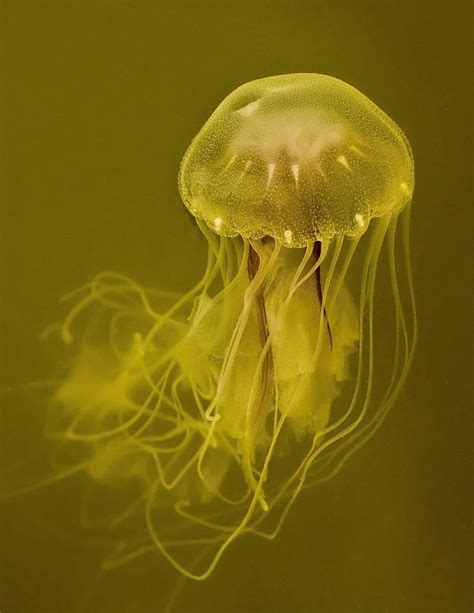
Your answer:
(3, 74), (416, 583)
(179, 73), (414, 244)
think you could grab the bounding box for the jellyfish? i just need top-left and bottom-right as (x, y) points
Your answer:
(5, 74), (416, 581)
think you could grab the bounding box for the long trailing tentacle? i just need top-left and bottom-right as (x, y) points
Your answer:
(3, 204), (416, 582)
(308, 205), (417, 483)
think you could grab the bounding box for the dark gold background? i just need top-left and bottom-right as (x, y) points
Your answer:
(1, 1), (472, 612)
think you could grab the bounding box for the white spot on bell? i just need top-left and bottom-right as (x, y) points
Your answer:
(337, 155), (351, 170)
(235, 99), (261, 117)
(354, 213), (365, 227)
(283, 229), (293, 244)
(214, 217), (223, 231)
(400, 182), (410, 195)
(291, 163), (300, 188)
(267, 162), (276, 187)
